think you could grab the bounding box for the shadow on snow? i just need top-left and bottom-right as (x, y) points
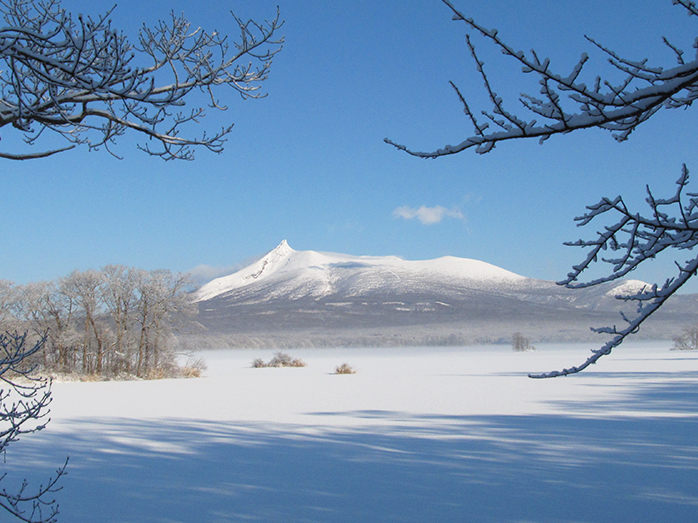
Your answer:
(5, 376), (698, 523)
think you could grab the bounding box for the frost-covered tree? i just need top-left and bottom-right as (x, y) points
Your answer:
(0, 0), (283, 160)
(133, 269), (194, 378)
(0, 280), (22, 332)
(512, 332), (535, 352)
(0, 265), (195, 521)
(101, 265), (138, 375)
(387, 0), (698, 158)
(386, 0), (698, 377)
(672, 323), (698, 350)
(10, 266), (196, 379)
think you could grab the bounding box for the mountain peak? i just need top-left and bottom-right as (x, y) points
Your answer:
(190, 242), (683, 348)
(195, 242), (533, 303)
(195, 240), (294, 301)
(272, 239), (294, 256)
(250, 239), (295, 279)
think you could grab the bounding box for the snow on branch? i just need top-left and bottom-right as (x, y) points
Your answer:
(0, 332), (67, 523)
(0, 0), (284, 160)
(385, 0), (698, 158)
(530, 165), (698, 378)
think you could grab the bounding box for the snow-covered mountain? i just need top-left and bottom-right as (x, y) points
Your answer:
(188, 241), (698, 348)
(196, 240), (529, 303)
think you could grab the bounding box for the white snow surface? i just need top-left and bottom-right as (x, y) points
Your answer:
(607, 279), (651, 297)
(195, 240), (528, 302)
(7, 343), (698, 522)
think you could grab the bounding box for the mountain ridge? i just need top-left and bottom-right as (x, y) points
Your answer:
(187, 241), (698, 349)
(197, 240), (548, 303)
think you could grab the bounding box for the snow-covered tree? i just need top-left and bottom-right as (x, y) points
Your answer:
(21, 279), (80, 373)
(386, 0), (698, 377)
(132, 269), (194, 378)
(0, 0), (283, 160)
(672, 323), (698, 350)
(0, 280), (22, 332)
(7, 267), (196, 379)
(0, 265), (195, 520)
(512, 332), (535, 352)
(101, 265), (138, 375)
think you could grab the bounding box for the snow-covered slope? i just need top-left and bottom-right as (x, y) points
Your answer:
(195, 240), (528, 303)
(188, 241), (697, 348)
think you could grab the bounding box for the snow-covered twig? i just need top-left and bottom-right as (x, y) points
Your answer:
(531, 166), (698, 377)
(0, 332), (67, 523)
(385, 0), (698, 157)
(0, 0), (284, 160)
(385, 0), (698, 377)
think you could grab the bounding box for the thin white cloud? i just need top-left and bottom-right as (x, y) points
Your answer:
(393, 205), (464, 225)
(187, 255), (261, 288)
(187, 264), (237, 287)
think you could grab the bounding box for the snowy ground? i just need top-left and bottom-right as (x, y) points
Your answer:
(5, 343), (698, 523)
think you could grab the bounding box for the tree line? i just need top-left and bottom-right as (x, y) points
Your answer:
(0, 266), (197, 379)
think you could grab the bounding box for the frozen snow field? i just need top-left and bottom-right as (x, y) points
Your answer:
(5, 343), (698, 522)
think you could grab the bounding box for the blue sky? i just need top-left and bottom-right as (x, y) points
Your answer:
(3, 0), (698, 292)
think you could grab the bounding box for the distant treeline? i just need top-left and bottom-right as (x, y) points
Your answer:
(0, 266), (198, 378)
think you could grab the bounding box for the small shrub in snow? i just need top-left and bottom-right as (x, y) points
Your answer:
(251, 352), (306, 368)
(180, 357), (208, 378)
(334, 363), (356, 374)
(269, 351), (306, 367)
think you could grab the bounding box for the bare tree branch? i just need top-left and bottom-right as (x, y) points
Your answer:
(0, 333), (67, 523)
(386, 0), (698, 376)
(385, 0), (698, 158)
(531, 166), (698, 377)
(0, 145), (74, 160)
(0, 0), (284, 160)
